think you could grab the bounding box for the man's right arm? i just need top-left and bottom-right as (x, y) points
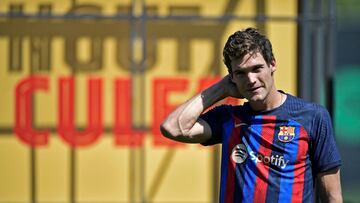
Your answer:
(160, 75), (241, 143)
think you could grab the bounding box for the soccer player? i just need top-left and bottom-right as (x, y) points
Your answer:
(160, 28), (342, 203)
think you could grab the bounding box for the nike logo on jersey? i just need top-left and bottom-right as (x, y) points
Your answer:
(234, 122), (247, 128)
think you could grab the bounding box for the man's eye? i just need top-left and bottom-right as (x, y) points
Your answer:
(253, 66), (262, 72)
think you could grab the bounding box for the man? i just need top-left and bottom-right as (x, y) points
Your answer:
(160, 28), (342, 203)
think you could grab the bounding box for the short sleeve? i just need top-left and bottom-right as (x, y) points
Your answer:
(199, 105), (231, 146)
(310, 106), (342, 174)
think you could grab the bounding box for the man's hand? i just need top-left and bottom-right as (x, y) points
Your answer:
(220, 75), (244, 99)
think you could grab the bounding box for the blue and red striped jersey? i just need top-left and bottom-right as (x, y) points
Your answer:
(200, 93), (341, 203)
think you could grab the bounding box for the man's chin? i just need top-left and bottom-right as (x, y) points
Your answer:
(246, 94), (264, 102)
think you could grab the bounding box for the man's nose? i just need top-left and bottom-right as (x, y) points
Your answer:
(246, 73), (257, 85)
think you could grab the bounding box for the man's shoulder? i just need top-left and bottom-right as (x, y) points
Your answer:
(285, 93), (332, 127)
(285, 93), (326, 113)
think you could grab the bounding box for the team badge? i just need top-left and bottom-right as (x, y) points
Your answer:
(278, 126), (295, 142)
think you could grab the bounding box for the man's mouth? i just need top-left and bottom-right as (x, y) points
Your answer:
(248, 86), (261, 92)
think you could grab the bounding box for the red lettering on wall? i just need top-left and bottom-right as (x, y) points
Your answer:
(152, 78), (188, 146)
(198, 77), (221, 90)
(13, 75), (238, 148)
(58, 77), (103, 147)
(15, 75), (49, 146)
(114, 78), (144, 147)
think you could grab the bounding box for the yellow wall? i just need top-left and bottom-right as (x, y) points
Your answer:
(0, 0), (297, 202)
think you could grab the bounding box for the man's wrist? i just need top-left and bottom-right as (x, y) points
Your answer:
(201, 82), (228, 108)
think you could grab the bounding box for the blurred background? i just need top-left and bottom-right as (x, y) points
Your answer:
(0, 0), (359, 202)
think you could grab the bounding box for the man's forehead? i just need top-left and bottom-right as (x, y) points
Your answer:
(230, 52), (264, 68)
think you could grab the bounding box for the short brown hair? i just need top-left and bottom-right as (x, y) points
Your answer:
(223, 28), (275, 73)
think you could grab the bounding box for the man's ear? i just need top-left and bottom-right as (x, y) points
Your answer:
(270, 59), (276, 74)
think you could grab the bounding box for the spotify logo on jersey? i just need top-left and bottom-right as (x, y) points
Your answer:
(231, 144), (248, 163)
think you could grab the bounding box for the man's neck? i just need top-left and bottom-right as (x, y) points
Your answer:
(249, 87), (284, 112)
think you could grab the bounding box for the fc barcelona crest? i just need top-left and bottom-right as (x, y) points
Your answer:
(278, 126), (295, 142)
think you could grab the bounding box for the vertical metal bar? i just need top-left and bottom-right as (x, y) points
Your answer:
(129, 149), (136, 203)
(30, 148), (36, 203)
(325, 0), (336, 116)
(30, 32), (37, 203)
(129, 1), (137, 202)
(70, 148), (76, 203)
(311, 30), (320, 104)
(69, 51), (77, 203)
(71, 0), (77, 7)
(312, 0), (324, 104)
(69, 0), (77, 195)
(256, 0), (266, 34)
(140, 0), (146, 202)
(8, 5), (23, 72)
(9, 36), (22, 72)
(314, 1), (326, 201)
(297, 0), (312, 100)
